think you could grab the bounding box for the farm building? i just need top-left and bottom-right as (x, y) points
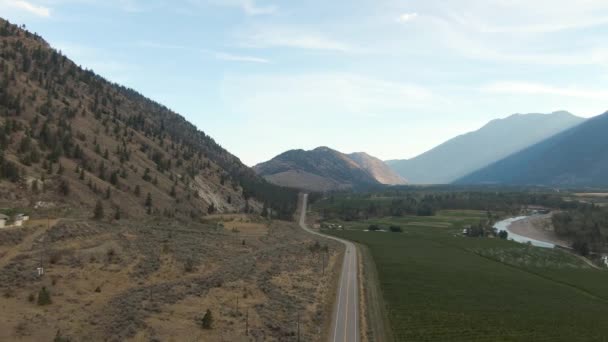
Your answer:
(0, 214), (8, 228)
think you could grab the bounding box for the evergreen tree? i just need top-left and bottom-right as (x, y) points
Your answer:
(93, 200), (104, 220)
(200, 309), (213, 329)
(37, 286), (52, 306)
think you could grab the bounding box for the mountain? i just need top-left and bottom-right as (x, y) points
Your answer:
(0, 17), (297, 219)
(456, 111), (608, 187)
(347, 152), (407, 185)
(387, 111), (585, 184)
(254, 147), (405, 192)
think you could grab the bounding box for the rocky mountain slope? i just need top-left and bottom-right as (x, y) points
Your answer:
(0, 17), (297, 220)
(387, 111), (585, 184)
(456, 111), (608, 186)
(254, 147), (405, 192)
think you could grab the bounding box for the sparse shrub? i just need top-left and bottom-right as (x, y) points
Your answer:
(368, 225), (380, 231)
(28, 293), (35, 302)
(94, 286), (101, 293)
(37, 286), (51, 306)
(199, 309), (213, 329)
(389, 225), (403, 233)
(498, 230), (509, 240)
(106, 248), (116, 262)
(184, 257), (195, 273)
(49, 251), (62, 264)
(54, 329), (71, 342)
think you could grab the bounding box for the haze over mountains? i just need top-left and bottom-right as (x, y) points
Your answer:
(254, 147), (405, 192)
(387, 111), (585, 184)
(457, 111), (608, 187)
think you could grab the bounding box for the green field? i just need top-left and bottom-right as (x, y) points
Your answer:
(322, 210), (608, 342)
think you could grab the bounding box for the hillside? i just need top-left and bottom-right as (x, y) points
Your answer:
(347, 152), (406, 185)
(0, 18), (341, 342)
(0, 17), (297, 220)
(254, 147), (404, 192)
(456, 111), (608, 186)
(387, 111), (584, 184)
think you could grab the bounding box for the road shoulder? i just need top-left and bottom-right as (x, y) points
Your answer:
(358, 244), (394, 342)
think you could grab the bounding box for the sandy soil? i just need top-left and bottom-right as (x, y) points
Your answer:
(508, 214), (571, 248)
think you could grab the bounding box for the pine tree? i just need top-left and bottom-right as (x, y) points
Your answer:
(200, 309), (213, 329)
(145, 192), (152, 208)
(37, 286), (52, 306)
(93, 200), (104, 220)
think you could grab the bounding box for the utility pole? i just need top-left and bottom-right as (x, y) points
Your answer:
(245, 308), (249, 336)
(297, 311), (300, 342)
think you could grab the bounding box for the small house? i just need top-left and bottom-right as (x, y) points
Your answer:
(14, 214), (29, 227)
(602, 256), (608, 267)
(0, 214), (8, 228)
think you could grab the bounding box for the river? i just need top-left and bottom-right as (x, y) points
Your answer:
(493, 216), (555, 249)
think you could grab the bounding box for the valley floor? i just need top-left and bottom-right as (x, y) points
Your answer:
(322, 211), (608, 342)
(0, 215), (343, 341)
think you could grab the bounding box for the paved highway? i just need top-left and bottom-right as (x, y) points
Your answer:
(298, 194), (359, 342)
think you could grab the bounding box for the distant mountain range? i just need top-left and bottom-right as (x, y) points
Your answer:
(456, 111), (608, 187)
(254, 147), (406, 192)
(387, 111), (585, 184)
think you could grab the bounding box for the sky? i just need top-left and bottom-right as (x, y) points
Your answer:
(1, 0), (607, 166)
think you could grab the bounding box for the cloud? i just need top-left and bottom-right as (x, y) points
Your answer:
(215, 52), (270, 63)
(482, 81), (608, 100)
(240, 27), (357, 52)
(439, 0), (608, 34)
(398, 12), (418, 23)
(137, 41), (271, 63)
(221, 72), (436, 120)
(2, 0), (51, 17)
(205, 0), (277, 15)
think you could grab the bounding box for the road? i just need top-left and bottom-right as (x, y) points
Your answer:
(298, 194), (359, 342)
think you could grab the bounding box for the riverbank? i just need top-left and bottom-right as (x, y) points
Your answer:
(508, 214), (571, 249)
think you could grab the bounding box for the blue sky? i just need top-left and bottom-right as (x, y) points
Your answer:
(1, 0), (607, 165)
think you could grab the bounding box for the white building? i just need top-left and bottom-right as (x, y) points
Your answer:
(0, 214), (7, 228)
(14, 214), (29, 227)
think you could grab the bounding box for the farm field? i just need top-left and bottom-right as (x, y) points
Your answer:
(322, 210), (608, 342)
